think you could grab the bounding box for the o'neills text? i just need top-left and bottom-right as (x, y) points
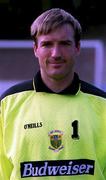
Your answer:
(21, 159), (95, 177)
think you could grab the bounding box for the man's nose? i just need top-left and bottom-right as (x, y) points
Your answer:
(51, 46), (62, 58)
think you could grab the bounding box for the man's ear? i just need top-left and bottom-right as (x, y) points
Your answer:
(33, 43), (38, 57)
(76, 41), (80, 55)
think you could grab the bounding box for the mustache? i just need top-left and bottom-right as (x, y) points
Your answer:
(47, 57), (65, 63)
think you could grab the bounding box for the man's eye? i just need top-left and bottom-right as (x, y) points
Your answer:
(42, 42), (52, 47)
(61, 41), (72, 46)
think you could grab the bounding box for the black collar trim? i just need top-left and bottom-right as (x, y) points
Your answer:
(33, 71), (80, 95)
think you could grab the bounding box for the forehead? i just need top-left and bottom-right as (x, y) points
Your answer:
(37, 24), (75, 42)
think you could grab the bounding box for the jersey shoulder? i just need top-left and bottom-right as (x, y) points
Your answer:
(80, 80), (106, 98)
(0, 80), (33, 100)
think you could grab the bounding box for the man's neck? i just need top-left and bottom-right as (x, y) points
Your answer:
(41, 73), (74, 93)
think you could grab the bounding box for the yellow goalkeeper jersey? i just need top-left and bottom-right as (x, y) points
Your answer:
(0, 90), (106, 180)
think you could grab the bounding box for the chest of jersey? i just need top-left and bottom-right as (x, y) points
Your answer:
(2, 91), (106, 179)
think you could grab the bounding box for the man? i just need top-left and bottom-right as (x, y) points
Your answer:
(0, 8), (106, 179)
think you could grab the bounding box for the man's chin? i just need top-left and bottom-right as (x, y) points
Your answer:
(48, 73), (66, 81)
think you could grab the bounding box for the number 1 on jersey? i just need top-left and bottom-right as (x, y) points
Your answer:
(71, 120), (80, 139)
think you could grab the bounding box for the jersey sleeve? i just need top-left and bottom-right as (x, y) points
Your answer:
(0, 104), (13, 180)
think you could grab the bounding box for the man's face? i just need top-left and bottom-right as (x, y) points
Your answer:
(34, 24), (80, 81)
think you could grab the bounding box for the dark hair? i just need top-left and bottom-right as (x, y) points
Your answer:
(31, 8), (82, 46)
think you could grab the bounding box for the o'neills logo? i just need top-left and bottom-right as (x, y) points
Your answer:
(20, 159), (95, 178)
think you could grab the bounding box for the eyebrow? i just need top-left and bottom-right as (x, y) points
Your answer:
(40, 39), (73, 44)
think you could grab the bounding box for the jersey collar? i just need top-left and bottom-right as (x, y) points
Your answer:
(33, 71), (80, 95)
